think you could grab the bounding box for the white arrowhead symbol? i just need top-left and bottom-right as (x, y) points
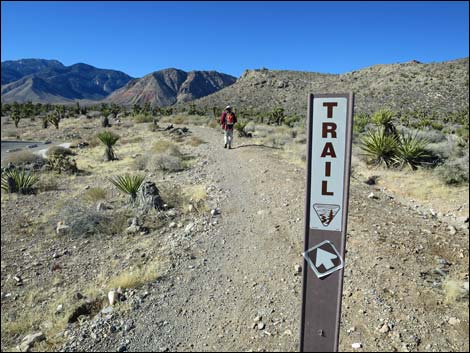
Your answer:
(315, 248), (337, 270)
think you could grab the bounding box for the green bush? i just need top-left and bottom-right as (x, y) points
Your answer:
(360, 128), (398, 167)
(1, 169), (39, 194)
(133, 114), (153, 123)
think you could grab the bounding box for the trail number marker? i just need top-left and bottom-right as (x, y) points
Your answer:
(300, 93), (354, 352)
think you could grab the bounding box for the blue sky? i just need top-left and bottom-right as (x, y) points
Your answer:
(1, 1), (468, 78)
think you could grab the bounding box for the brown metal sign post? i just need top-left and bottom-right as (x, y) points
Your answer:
(300, 93), (354, 352)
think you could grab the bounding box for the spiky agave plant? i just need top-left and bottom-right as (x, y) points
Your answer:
(360, 128), (398, 167)
(97, 131), (120, 161)
(109, 174), (145, 205)
(393, 133), (431, 170)
(1, 169), (39, 194)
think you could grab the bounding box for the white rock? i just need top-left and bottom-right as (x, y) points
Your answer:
(188, 204), (194, 212)
(379, 323), (390, 333)
(368, 192), (378, 199)
(18, 332), (45, 352)
(257, 322), (265, 330)
(352, 342), (362, 349)
(96, 202), (108, 211)
(108, 290), (117, 306)
(56, 304), (64, 314)
(126, 218), (140, 234)
(185, 223), (194, 234)
(294, 265), (302, 273)
(448, 317), (460, 325)
(253, 316), (262, 322)
(448, 225), (457, 235)
(169, 222), (176, 228)
(56, 221), (70, 236)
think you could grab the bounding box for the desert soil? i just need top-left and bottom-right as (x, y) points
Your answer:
(2, 122), (468, 352)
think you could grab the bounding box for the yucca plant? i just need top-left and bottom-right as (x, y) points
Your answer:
(372, 109), (397, 137)
(97, 131), (120, 161)
(1, 169), (39, 194)
(109, 174), (145, 205)
(360, 128), (398, 167)
(393, 134), (431, 170)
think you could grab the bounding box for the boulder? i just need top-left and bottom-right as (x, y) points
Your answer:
(139, 181), (164, 212)
(18, 332), (45, 352)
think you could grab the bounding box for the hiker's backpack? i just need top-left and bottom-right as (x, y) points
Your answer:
(226, 112), (235, 126)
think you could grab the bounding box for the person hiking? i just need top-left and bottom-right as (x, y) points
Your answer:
(220, 105), (237, 149)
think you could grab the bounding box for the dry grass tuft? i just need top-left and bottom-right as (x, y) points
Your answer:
(107, 257), (164, 289)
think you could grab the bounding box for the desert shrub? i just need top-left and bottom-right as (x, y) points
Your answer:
(393, 134), (432, 170)
(360, 128), (398, 167)
(187, 136), (206, 146)
(207, 119), (219, 129)
(133, 155), (148, 171)
(152, 140), (182, 157)
(46, 146), (74, 158)
(185, 185), (208, 214)
(58, 201), (127, 237)
(2, 151), (45, 167)
(172, 115), (188, 124)
(434, 156), (469, 185)
(83, 187), (107, 202)
(37, 174), (59, 192)
(283, 115), (301, 128)
(133, 114), (153, 123)
(47, 154), (78, 174)
(97, 131), (120, 161)
(1, 169), (39, 194)
(155, 155), (185, 172)
(109, 174), (146, 204)
(2, 129), (18, 138)
(159, 184), (184, 209)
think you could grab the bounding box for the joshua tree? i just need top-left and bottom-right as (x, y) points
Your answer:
(97, 131), (120, 161)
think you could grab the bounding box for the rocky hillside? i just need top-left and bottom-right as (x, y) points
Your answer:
(192, 58), (469, 115)
(106, 68), (236, 106)
(1, 60), (133, 103)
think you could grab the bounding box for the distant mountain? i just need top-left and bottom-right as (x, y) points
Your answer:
(192, 58), (469, 115)
(1, 59), (133, 103)
(1, 58), (65, 85)
(106, 68), (237, 106)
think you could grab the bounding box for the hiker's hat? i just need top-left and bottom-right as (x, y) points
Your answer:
(226, 105), (232, 110)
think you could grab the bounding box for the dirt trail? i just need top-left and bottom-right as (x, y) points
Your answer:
(66, 126), (468, 352)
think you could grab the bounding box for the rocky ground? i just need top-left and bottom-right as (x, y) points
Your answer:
(1, 118), (469, 352)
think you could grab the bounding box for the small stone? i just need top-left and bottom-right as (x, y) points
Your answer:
(169, 222), (176, 228)
(254, 316), (262, 322)
(347, 327), (356, 333)
(294, 265), (302, 273)
(185, 223), (194, 234)
(368, 192), (378, 199)
(188, 204), (194, 212)
(448, 317), (460, 325)
(96, 202), (108, 211)
(108, 290), (117, 306)
(56, 221), (70, 236)
(447, 225), (457, 235)
(379, 323), (390, 333)
(84, 185), (90, 190)
(257, 322), (265, 330)
(118, 345), (127, 352)
(56, 304), (64, 314)
(351, 342), (362, 349)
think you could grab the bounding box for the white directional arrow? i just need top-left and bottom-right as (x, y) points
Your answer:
(315, 248), (337, 270)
